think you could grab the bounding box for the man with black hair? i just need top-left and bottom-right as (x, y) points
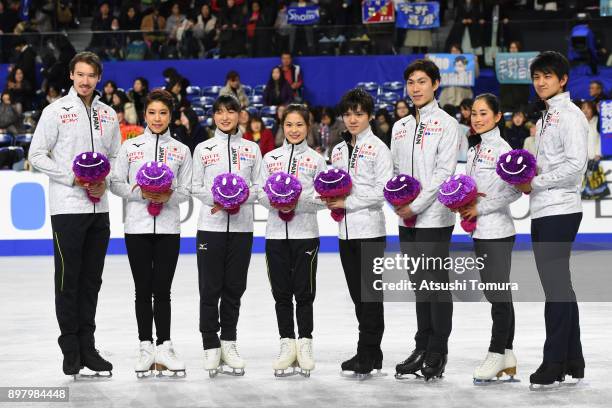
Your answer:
(326, 88), (392, 378)
(192, 94), (263, 377)
(515, 51), (588, 388)
(13, 37), (37, 89)
(391, 59), (460, 380)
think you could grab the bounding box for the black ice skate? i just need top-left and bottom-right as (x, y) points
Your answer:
(529, 361), (575, 391)
(77, 348), (113, 379)
(395, 349), (426, 380)
(62, 351), (81, 376)
(340, 348), (385, 380)
(420, 352), (447, 381)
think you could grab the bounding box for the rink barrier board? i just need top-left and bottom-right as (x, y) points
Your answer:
(2, 234), (612, 256)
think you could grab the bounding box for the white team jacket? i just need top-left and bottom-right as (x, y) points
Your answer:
(391, 99), (461, 228)
(330, 128), (393, 240)
(530, 92), (588, 219)
(109, 127), (192, 234)
(466, 127), (521, 239)
(28, 87), (121, 215)
(259, 139), (327, 240)
(191, 128), (263, 232)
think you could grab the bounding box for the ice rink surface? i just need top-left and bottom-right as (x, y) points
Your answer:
(1, 253), (611, 408)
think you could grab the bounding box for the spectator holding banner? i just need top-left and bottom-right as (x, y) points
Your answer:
(438, 44), (476, 108)
(402, 0), (434, 54)
(499, 41), (531, 113)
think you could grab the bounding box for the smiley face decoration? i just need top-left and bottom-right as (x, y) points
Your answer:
(314, 168), (352, 222)
(438, 174), (479, 233)
(263, 172), (303, 222)
(496, 149), (537, 186)
(212, 173), (250, 215)
(72, 152), (111, 203)
(384, 174), (421, 227)
(136, 161), (175, 216)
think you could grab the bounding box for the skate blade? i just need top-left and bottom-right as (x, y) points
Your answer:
(219, 365), (245, 376)
(207, 368), (221, 378)
(297, 368), (312, 378)
(529, 378), (584, 391)
(395, 372), (423, 380)
(473, 376), (520, 386)
(73, 369), (112, 381)
(156, 369), (187, 379)
(274, 367), (300, 378)
(136, 370), (155, 379)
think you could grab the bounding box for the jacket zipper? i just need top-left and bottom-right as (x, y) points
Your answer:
(82, 97), (96, 214)
(153, 134), (160, 234)
(285, 144), (295, 240)
(535, 109), (548, 161)
(226, 136), (231, 233)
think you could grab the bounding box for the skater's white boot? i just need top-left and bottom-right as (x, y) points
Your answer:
(155, 340), (186, 377)
(296, 338), (315, 377)
(504, 349), (517, 377)
(473, 351), (517, 384)
(203, 348), (221, 378)
(135, 341), (155, 378)
(220, 340), (245, 376)
(273, 338), (297, 377)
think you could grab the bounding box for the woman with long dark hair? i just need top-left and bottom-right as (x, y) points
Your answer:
(263, 67), (293, 107)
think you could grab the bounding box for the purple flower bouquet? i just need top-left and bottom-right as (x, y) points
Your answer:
(136, 161), (175, 216)
(264, 172), (303, 222)
(496, 149), (537, 189)
(314, 168), (352, 222)
(72, 152), (111, 203)
(384, 174), (421, 227)
(212, 173), (250, 215)
(438, 174), (479, 233)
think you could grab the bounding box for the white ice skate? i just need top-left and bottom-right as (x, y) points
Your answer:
(155, 340), (186, 378)
(296, 338), (315, 378)
(135, 341), (155, 379)
(204, 348), (222, 378)
(220, 340), (245, 376)
(473, 350), (518, 385)
(273, 338), (298, 377)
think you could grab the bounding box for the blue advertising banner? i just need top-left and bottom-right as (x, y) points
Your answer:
(395, 1), (440, 30)
(287, 5), (320, 25)
(362, 0), (395, 24)
(600, 100), (612, 156)
(495, 52), (538, 84)
(426, 53), (476, 87)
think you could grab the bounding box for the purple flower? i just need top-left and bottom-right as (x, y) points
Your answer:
(212, 173), (250, 215)
(72, 152), (111, 203)
(438, 174), (479, 233)
(496, 149), (537, 185)
(136, 161), (175, 216)
(314, 168), (352, 222)
(384, 174), (421, 227)
(264, 172), (302, 222)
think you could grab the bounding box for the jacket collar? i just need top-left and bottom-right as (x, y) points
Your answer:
(478, 126), (500, 145)
(68, 86), (101, 107)
(214, 127), (243, 142)
(416, 98), (439, 119)
(546, 91), (570, 109)
(282, 138), (308, 154)
(342, 127), (373, 146)
(144, 126), (172, 142)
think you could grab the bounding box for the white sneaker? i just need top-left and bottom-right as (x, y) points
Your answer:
(273, 338), (297, 371)
(135, 341), (155, 376)
(473, 352), (506, 381)
(204, 348), (221, 370)
(155, 340), (186, 373)
(221, 340), (245, 369)
(296, 338), (315, 371)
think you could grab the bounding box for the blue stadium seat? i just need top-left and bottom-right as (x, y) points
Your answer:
(192, 107), (206, 121)
(202, 85), (223, 97)
(197, 96), (216, 109)
(382, 81), (405, 98)
(375, 103), (394, 113)
(260, 105), (277, 118)
(356, 81), (380, 97)
(378, 92), (400, 104)
(253, 84), (266, 95)
(15, 133), (33, 145)
(262, 117), (276, 129)
(242, 85), (253, 96)
(245, 106), (260, 116)
(0, 132), (13, 148)
(186, 86), (202, 102)
(248, 95), (264, 108)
